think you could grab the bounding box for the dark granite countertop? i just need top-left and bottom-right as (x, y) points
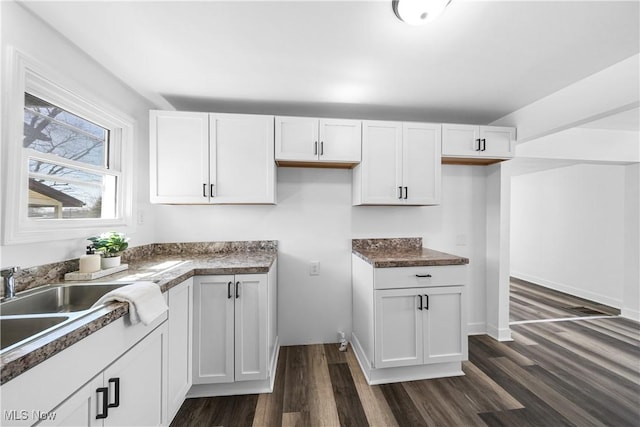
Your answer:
(352, 237), (469, 268)
(1, 242), (277, 385)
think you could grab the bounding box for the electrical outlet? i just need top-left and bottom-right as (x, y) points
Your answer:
(137, 210), (145, 225)
(309, 261), (320, 276)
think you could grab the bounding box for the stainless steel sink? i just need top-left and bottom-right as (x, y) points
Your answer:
(0, 282), (135, 354)
(0, 283), (129, 316)
(1, 316), (70, 350)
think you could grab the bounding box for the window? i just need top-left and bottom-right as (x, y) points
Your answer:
(3, 49), (133, 244)
(24, 93), (118, 220)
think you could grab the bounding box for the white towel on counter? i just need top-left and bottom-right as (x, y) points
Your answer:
(92, 281), (168, 326)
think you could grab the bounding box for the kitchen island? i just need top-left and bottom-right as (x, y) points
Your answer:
(351, 238), (469, 385)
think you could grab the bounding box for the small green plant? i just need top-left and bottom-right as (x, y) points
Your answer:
(88, 232), (129, 258)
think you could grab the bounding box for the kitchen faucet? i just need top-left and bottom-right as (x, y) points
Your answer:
(1, 266), (20, 299)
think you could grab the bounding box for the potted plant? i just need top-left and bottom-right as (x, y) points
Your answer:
(88, 231), (129, 269)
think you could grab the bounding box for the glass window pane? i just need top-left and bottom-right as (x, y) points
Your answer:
(28, 159), (103, 183)
(24, 93), (108, 167)
(28, 176), (117, 220)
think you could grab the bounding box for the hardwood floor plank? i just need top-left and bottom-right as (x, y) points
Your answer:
(478, 408), (552, 427)
(404, 378), (487, 426)
(327, 363), (369, 427)
(344, 347), (399, 427)
(282, 346), (309, 413)
(473, 334), (535, 366)
(379, 382), (427, 426)
(469, 340), (575, 427)
(170, 397), (207, 427)
(491, 357), (608, 427)
(510, 324), (640, 413)
(454, 361), (524, 413)
(282, 412), (303, 427)
(252, 346), (286, 427)
(324, 343), (347, 364)
(526, 362), (640, 427)
(307, 345), (341, 426)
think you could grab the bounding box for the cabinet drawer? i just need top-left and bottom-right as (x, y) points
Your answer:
(374, 265), (466, 290)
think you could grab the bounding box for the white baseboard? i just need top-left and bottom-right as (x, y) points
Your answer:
(621, 307), (640, 322)
(467, 322), (486, 335)
(486, 323), (513, 342)
(511, 271), (622, 308)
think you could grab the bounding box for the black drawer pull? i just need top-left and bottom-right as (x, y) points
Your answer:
(418, 294), (423, 311)
(96, 387), (109, 419)
(424, 294), (429, 310)
(108, 378), (120, 408)
(235, 281), (240, 299)
(227, 281), (233, 299)
(415, 274), (432, 278)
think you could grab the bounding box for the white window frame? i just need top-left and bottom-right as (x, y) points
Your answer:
(2, 48), (134, 245)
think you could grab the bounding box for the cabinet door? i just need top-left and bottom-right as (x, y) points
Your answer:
(275, 116), (318, 161)
(360, 121), (403, 205)
(318, 119), (361, 163)
(193, 276), (235, 384)
(211, 114), (275, 204)
(441, 124), (480, 156)
(150, 111), (210, 204)
(402, 123), (441, 205)
(234, 274), (268, 381)
(374, 288), (423, 368)
(479, 126), (515, 158)
(102, 323), (167, 427)
(37, 376), (102, 427)
(422, 286), (465, 364)
(167, 279), (193, 421)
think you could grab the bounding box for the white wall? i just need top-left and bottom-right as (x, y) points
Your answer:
(154, 165), (487, 345)
(623, 163), (640, 320)
(0, 1), (155, 268)
(511, 163), (627, 308)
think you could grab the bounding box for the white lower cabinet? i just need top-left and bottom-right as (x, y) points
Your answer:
(351, 254), (467, 385)
(166, 279), (193, 422)
(190, 264), (278, 397)
(36, 321), (168, 427)
(374, 286), (465, 369)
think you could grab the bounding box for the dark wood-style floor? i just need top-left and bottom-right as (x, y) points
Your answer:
(172, 282), (640, 426)
(510, 278), (620, 323)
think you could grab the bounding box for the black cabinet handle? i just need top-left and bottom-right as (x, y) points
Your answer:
(404, 186), (408, 200)
(320, 141), (324, 155)
(314, 141), (318, 155)
(108, 378), (120, 408)
(227, 281), (233, 299)
(398, 186), (403, 199)
(475, 138), (481, 151)
(210, 184), (215, 197)
(481, 138), (486, 151)
(203, 183), (207, 197)
(235, 281), (240, 299)
(424, 294), (429, 310)
(415, 274), (432, 278)
(418, 294), (423, 311)
(96, 387), (109, 419)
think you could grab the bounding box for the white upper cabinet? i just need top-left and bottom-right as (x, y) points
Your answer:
(150, 111), (210, 204)
(150, 111), (275, 204)
(441, 124), (515, 164)
(353, 121), (441, 206)
(275, 116), (361, 167)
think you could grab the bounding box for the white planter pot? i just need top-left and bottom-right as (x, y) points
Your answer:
(101, 255), (121, 269)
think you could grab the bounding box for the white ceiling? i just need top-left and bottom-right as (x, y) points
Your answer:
(20, 0), (640, 124)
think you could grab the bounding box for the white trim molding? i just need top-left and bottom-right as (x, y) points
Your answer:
(2, 47), (135, 245)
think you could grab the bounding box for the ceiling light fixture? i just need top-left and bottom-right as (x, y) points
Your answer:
(393, 0), (452, 26)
